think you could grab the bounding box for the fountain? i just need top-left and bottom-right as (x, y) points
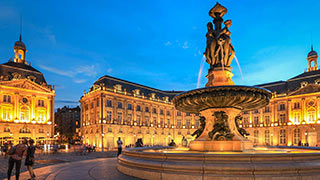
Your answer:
(117, 3), (320, 180)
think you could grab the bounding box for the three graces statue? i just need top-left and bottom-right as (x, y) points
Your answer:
(204, 3), (235, 70)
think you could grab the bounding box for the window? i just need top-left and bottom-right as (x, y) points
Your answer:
(128, 104), (132, 110)
(166, 111), (170, 116)
(279, 104), (285, 111)
(280, 129), (286, 144)
(294, 102), (300, 109)
(177, 119), (182, 128)
(127, 114), (132, 124)
(38, 111), (46, 123)
(265, 130), (270, 145)
(294, 129), (300, 145)
(254, 117), (259, 125)
(254, 109), (259, 114)
(280, 114), (286, 123)
(160, 109), (164, 115)
(117, 112), (122, 124)
(106, 111), (112, 121)
(265, 116), (270, 124)
(293, 112), (300, 124)
(160, 118), (164, 127)
(20, 107), (30, 122)
(264, 106), (270, 112)
(118, 102), (123, 109)
(2, 107), (11, 120)
(4, 127), (10, 132)
(243, 111), (248, 114)
(178, 131), (181, 135)
(167, 118), (170, 126)
(152, 108), (157, 114)
(137, 105), (141, 111)
(3, 95), (11, 103)
(254, 130), (259, 144)
(145, 116), (149, 126)
(153, 117), (157, 125)
(137, 115), (141, 125)
(106, 100), (112, 107)
(244, 117), (249, 125)
(91, 102), (94, 109)
(195, 119), (200, 128)
(145, 107), (149, 112)
(119, 128), (123, 133)
(38, 100), (45, 107)
(307, 111), (316, 123)
(108, 128), (112, 132)
(39, 129), (44, 133)
(186, 112), (190, 116)
(177, 111), (181, 116)
(96, 99), (99, 107)
(186, 119), (191, 128)
(19, 127), (31, 133)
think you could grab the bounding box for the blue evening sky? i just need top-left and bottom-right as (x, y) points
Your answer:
(0, 0), (319, 108)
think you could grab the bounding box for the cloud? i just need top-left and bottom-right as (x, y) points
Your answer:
(38, 64), (74, 77)
(38, 27), (56, 44)
(107, 68), (112, 73)
(75, 65), (97, 77)
(182, 41), (189, 49)
(164, 41), (171, 46)
(73, 79), (87, 84)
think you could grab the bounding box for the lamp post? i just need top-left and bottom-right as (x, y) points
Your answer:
(305, 131), (308, 146)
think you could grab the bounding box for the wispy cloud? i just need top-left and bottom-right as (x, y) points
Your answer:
(75, 65), (97, 77)
(38, 64), (74, 77)
(73, 79), (87, 84)
(38, 26), (56, 44)
(164, 41), (171, 46)
(182, 41), (189, 49)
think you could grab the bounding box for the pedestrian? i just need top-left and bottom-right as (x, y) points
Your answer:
(25, 139), (36, 180)
(3, 143), (8, 157)
(7, 139), (27, 180)
(117, 137), (123, 157)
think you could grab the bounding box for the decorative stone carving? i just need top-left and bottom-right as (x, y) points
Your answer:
(235, 115), (250, 137)
(208, 111), (234, 140)
(191, 116), (206, 138)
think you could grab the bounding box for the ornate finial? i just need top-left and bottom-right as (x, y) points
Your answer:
(19, 34), (22, 42)
(311, 44), (314, 51)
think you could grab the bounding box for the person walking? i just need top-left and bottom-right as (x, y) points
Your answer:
(117, 137), (123, 157)
(25, 139), (36, 180)
(7, 139), (27, 180)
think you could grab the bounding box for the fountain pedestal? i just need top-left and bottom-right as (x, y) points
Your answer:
(206, 68), (234, 87)
(189, 108), (253, 151)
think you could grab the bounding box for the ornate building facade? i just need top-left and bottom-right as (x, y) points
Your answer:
(0, 36), (55, 145)
(240, 47), (320, 147)
(81, 47), (320, 149)
(80, 76), (199, 149)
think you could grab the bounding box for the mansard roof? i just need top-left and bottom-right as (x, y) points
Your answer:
(0, 61), (47, 85)
(94, 75), (182, 100)
(257, 70), (320, 95)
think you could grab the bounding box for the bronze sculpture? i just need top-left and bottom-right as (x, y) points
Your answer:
(204, 3), (235, 70)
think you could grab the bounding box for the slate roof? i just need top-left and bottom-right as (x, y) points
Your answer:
(257, 70), (320, 95)
(0, 61), (47, 85)
(94, 75), (182, 100)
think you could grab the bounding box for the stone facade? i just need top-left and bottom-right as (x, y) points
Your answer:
(240, 47), (320, 146)
(80, 76), (199, 149)
(55, 106), (80, 140)
(0, 36), (55, 145)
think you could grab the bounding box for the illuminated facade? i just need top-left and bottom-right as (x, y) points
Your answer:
(80, 76), (199, 149)
(0, 36), (55, 145)
(240, 47), (320, 146)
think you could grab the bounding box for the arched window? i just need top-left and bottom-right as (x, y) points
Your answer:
(37, 110), (46, 123)
(307, 110), (316, 124)
(254, 130), (259, 144)
(294, 129), (300, 145)
(280, 129), (286, 144)
(20, 106), (30, 122)
(265, 130), (270, 145)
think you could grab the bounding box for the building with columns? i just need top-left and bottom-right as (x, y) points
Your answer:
(0, 36), (55, 145)
(80, 75), (199, 149)
(81, 47), (320, 149)
(240, 46), (320, 147)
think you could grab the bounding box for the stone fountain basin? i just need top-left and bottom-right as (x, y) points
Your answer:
(172, 85), (272, 113)
(118, 146), (320, 180)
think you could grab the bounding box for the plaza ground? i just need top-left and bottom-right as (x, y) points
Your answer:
(0, 151), (139, 180)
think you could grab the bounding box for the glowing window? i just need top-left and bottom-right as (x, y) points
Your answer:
(20, 107), (30, 122)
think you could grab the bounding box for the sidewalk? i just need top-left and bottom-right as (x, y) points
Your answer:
(0, 151), (118, 180)
(3, 158), (140, 180)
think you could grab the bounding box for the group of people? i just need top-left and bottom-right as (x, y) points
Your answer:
(7, 139), (36, 180)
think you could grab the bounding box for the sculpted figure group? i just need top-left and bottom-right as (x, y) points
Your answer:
(204, 3), (235, 69)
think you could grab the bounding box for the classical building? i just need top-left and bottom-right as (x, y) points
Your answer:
(0, 35), (55, 145)
(80, 76), (199, 149)
(55, 106), (80, 142)
(81, 47), (320, 149)
(240, 46), (320, 147)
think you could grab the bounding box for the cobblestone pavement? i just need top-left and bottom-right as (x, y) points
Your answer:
(0, 151), (120, 180)
(2, 158), (140, 180)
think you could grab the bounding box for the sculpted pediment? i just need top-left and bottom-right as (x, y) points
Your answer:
(289, 84), (320, 96)
(0, 79), (52, 93)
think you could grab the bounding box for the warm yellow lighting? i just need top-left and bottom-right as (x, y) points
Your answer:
(183, 126), (185, 129)
(288, 122), (292, 125)
(151, 124), (153, 127)
(158, 124), (161, 127)
(249, 124), (252, 127)
(239, 125), (242, 128)
(47, 121), (52, 125)
(14, 119), (19, 123)
(317, 120), (320, 124)
(103, 120), (106, 123)
(275, 123), (278, 126)
(32, 120), (36, 124)
(260, 124), (263, 127)
(134, 122), (137, 126)
(191, 125), (194, 128)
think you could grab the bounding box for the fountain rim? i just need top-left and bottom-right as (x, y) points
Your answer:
(172, 85), (272, 102)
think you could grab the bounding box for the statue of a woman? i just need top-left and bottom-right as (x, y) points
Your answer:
(217, 20), (234, 67)
(204, 22), (215, 66)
